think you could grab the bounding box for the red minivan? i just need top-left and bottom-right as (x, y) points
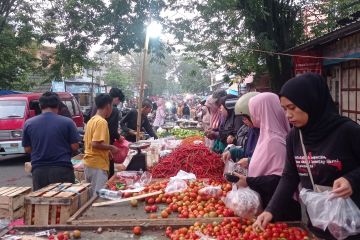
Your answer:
(0, 92), (84, 158)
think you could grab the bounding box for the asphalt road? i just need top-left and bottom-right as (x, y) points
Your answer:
(0, 155), (33, 187)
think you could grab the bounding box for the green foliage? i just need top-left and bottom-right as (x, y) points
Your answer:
(175, 58), (211, 95)
(0, 0), (39, 90)
(1, 0), (169, 90)
(303, 0), (360, 37)
(166, 0), (304, 92)
(104, 66), (134, 98)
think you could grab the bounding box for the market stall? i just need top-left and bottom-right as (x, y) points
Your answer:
(1, 138), (317, 240)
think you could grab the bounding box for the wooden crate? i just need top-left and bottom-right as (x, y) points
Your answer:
(0, 186), (32, 220)
(24, 182), (90, 225)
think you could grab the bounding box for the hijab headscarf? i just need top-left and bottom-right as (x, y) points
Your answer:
(218, 95), (241, 143)
(205, 96), (221, 130)
(280, 73), (350, 145)
(247, 93), (290, 177)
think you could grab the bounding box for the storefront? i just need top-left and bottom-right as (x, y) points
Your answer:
(52, 80), (108, 109)
(288, 21), (360, 124)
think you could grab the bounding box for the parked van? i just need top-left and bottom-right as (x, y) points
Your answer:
(0, 92), (84, 158)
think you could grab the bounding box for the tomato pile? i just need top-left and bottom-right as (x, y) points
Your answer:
(138, 180), (234, 219)
(167, 218), (310, 240)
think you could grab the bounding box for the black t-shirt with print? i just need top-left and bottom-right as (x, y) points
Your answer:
(266, 121), (360, 239)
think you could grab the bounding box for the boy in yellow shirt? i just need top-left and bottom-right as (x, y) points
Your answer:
(83, 94), (119, 195)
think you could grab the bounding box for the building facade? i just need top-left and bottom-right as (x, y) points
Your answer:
(288, 21), (360, 124)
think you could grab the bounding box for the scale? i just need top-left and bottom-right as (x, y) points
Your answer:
(125, 141), (151, 171)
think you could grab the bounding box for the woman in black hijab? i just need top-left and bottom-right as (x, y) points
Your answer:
(254, 73), (360, 240)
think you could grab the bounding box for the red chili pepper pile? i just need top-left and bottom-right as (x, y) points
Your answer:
(151, 144), (224, 181)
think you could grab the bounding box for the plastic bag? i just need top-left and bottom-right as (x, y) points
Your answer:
(129, 171), (152, 189)
(165, 179), (188, 194)
(223, 160), (235, 175)
(195, 231), (216, 240)
(198, 185), (222, 198)
(300, 188), (360, 240)
(112, 138), (129, 163)
(223, 160), (248, 176)
(170, 170), (196, 181)
(223, 185), (261, 219)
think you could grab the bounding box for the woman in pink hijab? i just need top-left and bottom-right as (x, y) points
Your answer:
(234, 92), (301, 221)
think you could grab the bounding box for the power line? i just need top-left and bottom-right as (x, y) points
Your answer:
(238, 46), (360, 61)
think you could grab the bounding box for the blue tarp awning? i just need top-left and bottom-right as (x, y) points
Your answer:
(0, 90), (28, 95)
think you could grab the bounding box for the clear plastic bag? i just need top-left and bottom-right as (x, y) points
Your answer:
(198, 185), (222, 198)
(223, 160), (248, 176)
(195, 231), (216, 240)
(223, 160), (235, 175)
(165, 179), (188, 194)
(300, 188), (360, 240)
(170, 170), (196, 181)
(223, 185), (261, 219)
(129, 171), (152, 188)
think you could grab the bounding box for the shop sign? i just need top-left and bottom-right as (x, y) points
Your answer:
(51, 81), (65, 92)
(293, 50), (322, 75)
(66, 84), (92, 93)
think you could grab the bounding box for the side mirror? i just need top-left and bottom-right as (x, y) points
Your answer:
(29, 110), (36, 118)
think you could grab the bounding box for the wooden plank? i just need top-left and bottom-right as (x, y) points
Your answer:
(41, 190), (61, 198)
(7, 187), (31, 197)
(9, 207), (24, 220)
(67, 195), (98, 224)
(65, 185), (87, 193)
(34, 205), (49, 225)
(24, 204), (33, 225)
(59, 205), (71, 224)
(27, 184), (60, 197)
(55, 192), (76, 198)
(0, 187), (13, 195)
(0, 187), (9, 194)
(25, 197), (72, 205)
(92, 190), (163, 207)
(0, 187), (18, 196)
(10, 194), (26, 210)
(50, 205), (57, 225)
(0, 196), (10, 206)
(71, 217), (237, 227)
(79, 188), (89, 207)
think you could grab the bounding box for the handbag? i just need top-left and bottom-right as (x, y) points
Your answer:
(299, 130), (331, 193)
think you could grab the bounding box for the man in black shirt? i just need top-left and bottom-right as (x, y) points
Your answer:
(120, 99), (158, 142)
(90, 88), (125, 178)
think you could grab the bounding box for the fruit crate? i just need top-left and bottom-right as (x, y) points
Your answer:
(24, 182), (90, 225)
(0, 186), (32, 220)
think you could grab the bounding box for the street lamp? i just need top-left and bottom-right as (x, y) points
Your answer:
(136, 22), (162, 141)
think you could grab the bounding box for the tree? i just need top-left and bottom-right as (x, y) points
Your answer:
(166, 0), (304, 92)
(175, 58), (211, 95)
(302, 0), (360, 37)
(104, 66), (134, 98)
(0, 0), (40, 90)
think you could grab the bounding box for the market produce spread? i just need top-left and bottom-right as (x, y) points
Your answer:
(180, 136), (204, 146)
(159, 128), (204, 139)
(151, 144), (224, 181)
(166, 218), (310, 240)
